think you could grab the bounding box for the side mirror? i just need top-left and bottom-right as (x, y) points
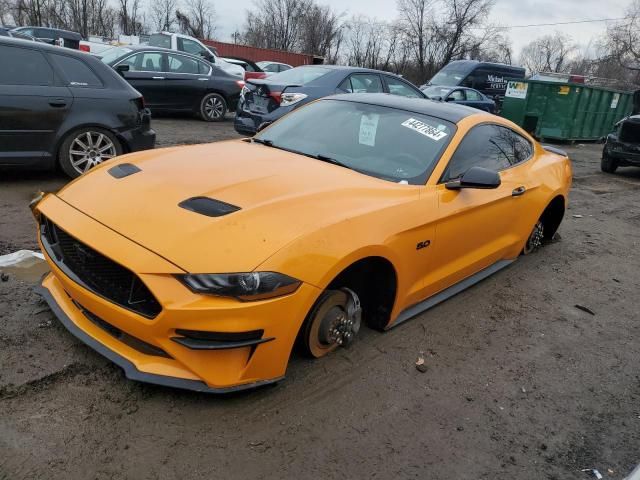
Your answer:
(445, 166), (501, 190)
(201, 52), (214, 62)
(257, 121), (272, 132)
(116, 64), (130, 75)
(445, 96), (456, 102)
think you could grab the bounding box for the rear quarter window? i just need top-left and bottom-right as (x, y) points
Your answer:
(50, 54), (103, 87)
(0, 45), (53, 86)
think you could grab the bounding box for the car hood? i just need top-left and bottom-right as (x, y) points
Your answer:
(56, 141), (415, 273)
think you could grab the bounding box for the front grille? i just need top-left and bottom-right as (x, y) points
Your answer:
(73, 300), (171, 358)
(41, 216), (162, 318)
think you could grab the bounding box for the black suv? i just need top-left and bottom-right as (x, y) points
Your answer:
(602, 115), (640, 174)
(0, 37), (155, 177)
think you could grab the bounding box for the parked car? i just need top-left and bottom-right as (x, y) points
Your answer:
(0, 26), (38, 41)
(12, 26), (82, 49)
(601, 115), (640, 173)
(222, 57), (266, 81)
(423, 60), (526, 105)
(34, 92), (571, 392)
(80, 38), (115, 55)
(102, 45), (243, 121)
(257, 61), (292, 75)
(235, 65), (426, 135)
(421, 85), (496, 113)
(0, 37), (154, 177)
(147, 32), (245, 78)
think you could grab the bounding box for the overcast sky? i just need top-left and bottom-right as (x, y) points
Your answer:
(214, 0), (631, 62)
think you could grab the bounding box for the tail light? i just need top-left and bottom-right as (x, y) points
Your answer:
(236, 80), (245, 89)
(79, 44), (90, 52)
(132, 96), (145, 111)
(269, 91), (282, 104)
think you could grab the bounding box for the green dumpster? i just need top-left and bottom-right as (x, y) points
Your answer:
(501, 80), (633, 141)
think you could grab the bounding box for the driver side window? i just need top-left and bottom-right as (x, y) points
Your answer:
(442, 124), (512, 181)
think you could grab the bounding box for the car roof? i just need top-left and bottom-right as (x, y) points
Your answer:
(116, 44), (205, 60)
(325, 93), (480, 124)
(15, 26), (82, 40)
(0, 35), (86, 54)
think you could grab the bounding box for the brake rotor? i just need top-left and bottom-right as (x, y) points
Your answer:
(524, 220), (544, 254)
(305, 289), (362, 358)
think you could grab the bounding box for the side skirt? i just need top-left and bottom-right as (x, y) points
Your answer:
(386, 259), (515, 330)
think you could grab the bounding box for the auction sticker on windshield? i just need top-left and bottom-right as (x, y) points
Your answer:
(401, 118), (448, 141)
(359, 113), (380, 146)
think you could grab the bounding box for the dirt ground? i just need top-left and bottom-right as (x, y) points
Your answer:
(1, 117), (639, 480)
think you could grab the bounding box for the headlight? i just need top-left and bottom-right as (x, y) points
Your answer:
(280, 93), (307, 107)
(177, 272), (301, 301)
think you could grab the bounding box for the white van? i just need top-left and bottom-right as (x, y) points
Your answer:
(148, 32), (244, 78)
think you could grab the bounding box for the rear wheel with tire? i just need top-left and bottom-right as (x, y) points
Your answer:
(601, 151), (618, 173)
(59, 127), (122, 178)
(199, 93), (227, 122)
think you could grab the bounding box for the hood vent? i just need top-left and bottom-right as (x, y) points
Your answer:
(108, 163), (141, 179)
(179, 197), (241, 217)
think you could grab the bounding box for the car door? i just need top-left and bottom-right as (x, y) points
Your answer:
(0, 43), (73, 166)
(425, 124), (532, 296)
(116, 51), (168, 109)
(165, 53), (209, 111)
(445, 88), (466, 105)
(462, 89), (491, 111)
(382, 75), (424, 98)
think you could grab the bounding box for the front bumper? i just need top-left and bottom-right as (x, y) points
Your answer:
(35, 194), (321, 393)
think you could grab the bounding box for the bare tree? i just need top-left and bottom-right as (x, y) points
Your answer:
(299, 4), (343, 58)
(396, 0), (431, 78)
(151, 0), (177, 32)
(520, 32), (576, 74)
(118, 0), (144, 35)
(242, 0), (312, 51)
(176, 0), (215, 39)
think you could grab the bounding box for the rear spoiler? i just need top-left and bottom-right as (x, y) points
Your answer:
(542, 145), (568, 157)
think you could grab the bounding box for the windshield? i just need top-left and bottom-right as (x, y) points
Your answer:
(429, 63), (472, 86)
(423, 86), (452, 98)
(254, 99), (455, 185)
(266, 66), (330, 85)
(100, 46), (132, 64)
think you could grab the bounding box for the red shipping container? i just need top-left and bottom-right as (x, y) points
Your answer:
(201, 39), (324, 67)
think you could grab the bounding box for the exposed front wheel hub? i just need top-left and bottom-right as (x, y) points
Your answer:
(305, 288), (362, 358)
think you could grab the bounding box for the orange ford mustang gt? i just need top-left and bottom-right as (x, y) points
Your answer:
(34, 93), (572, 393)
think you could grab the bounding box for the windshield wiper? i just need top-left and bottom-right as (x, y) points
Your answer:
(252, 138), (274, 147)
(312, 153), (356, 171)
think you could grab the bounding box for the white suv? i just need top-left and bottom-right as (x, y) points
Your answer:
(148, 32), (244, 78)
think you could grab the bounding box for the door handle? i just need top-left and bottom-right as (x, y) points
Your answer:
(152, 76), (165, 80)
(512, 186), (527, 197)
(198, 78), (208, 81)
(48, 98), (68, 107)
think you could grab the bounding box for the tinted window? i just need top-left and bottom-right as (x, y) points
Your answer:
(267, 66), (330, 85)
(35, 28), (56, 39)
(430, 62), (473, 86)
(343, 74), (383, 93)
(255, 99), (455, 185)
(0, 45), (53, 85)
(465, 89), (482, 101)
(50, 54), (103, 87)
(444, 125), (515, 181)
(121, 52), (164, 72)
(385, 76), (422, 98)
(278, 64), (291, 72)
(167, 54), (200, 74)
(149, 33), (171, 49)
